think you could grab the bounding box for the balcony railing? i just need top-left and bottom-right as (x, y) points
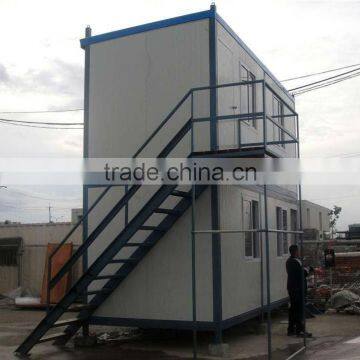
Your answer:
(190, 80), (299, 157)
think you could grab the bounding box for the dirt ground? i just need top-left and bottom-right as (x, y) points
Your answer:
(1, 306), (360, 359)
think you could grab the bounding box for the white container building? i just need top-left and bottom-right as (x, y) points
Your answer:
(15, 6), (302, 356)
(82, 6), (299, 337)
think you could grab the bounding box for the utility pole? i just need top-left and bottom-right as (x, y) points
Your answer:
(48, 204), (52, 223)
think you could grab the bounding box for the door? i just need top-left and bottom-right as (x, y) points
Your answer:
(217, 40), (238, 149)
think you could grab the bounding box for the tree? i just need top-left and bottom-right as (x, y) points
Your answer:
(328, 205), (342, 239)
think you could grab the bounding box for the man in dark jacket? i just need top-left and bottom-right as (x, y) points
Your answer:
(286, 244), (312, 337)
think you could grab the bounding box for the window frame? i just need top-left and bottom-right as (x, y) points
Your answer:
(240, 64), (257, 129)
(0, 247), (18, 266)
(282, 209), (288, 255)
(272, 96), (285, 148)
(276, 206), (290, 257)
(243, 198), (260, 259)
(276, 206), (283, 257)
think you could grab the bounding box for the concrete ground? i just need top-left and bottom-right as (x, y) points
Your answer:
(1, 306), (360, 359)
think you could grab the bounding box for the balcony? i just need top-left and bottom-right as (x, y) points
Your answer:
(190, 80), (299, 159)
(129, 80), (299, 161)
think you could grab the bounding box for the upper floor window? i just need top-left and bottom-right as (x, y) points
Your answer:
(244, 199), (260, 258)
(272, 97), (285, 148)
(240, 65), (257, 129)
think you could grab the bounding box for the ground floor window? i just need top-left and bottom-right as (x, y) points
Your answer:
(244, 199), (260, 258)
(0, 247), (18, 266)
(276, 206), (288, 256)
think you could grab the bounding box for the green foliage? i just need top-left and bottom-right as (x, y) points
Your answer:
(328, 205), (342, 233)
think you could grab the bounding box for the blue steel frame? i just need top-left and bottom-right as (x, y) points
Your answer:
(208, 4), (223, 346)
(82, 25), (91, 337)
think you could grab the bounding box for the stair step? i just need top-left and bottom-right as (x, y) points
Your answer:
(139, 225), (165, 232)
(94, 274), (124, 280)
(124, 242), (152, 247)
(38, 332), (67, 343)
(66, 304), (96, 312)
(154, 208), (181, 216)
(171, 190), (191, 198)
(109, 258), (139, 264)
(84, 288), (112, 296)
(52, 318), (83, 328)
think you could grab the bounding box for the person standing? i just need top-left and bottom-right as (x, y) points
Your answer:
(286, 244), (312, 337)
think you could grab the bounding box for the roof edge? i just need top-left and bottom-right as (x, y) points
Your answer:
(79, 6), (291, 100)
(80, 8), (215, 49)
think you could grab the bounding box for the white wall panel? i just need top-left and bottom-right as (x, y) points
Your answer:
(87, 19), (212, 321)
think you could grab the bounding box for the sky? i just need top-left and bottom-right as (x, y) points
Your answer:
(0, 0), (359, 229)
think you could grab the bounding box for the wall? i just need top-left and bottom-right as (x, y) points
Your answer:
(88, 19), (210, 159)
(0, 223), (82, 295)
(87, 18), (213, 322)
(92, 187), (213, 322)
(216, 21), (297, 158)
(219, 185), (297, 320)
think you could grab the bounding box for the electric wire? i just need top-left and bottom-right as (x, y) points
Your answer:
(0, 108), (83, 114)
(292, 71), (360, 96)
(5, 188), (82, 201)
(0, 120), (83, 129)
(0, 118), (83, 126)
(0, 64), (359, 114)
(281, 63), (360, 82)
(288, 66), (360, 92)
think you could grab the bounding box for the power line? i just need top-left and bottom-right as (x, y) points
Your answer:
(0, 108), (83, 114)
(294, 71), (360, 95)
(0, 205), (81, 211)
(288, 66), (360, 92)
(281, 63), (360, 82)
(0, 63), (358, 114)
(0, 120), (83, 130)
(0, 118), (83, 126)
(293, 71), (360, 96)
(5, 188), (82, 202)
(0, 64), (359, 114)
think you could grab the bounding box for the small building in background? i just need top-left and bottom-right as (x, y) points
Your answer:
(0, 220), (82, 295)
(301, 200), (330, 266)
(301, 200), (330, 241)
(348, 224), (360, 239)
(71, 208), (83, 224)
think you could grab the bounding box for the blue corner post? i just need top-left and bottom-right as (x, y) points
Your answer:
(209, 4), (223, 345)
(82, 25), (92, 338)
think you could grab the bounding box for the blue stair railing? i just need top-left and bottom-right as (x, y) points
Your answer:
(15, 89), (198, 356)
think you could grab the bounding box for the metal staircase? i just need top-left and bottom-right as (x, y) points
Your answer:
(15, 79), (299, 356)
(15, 91), (202, 356)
